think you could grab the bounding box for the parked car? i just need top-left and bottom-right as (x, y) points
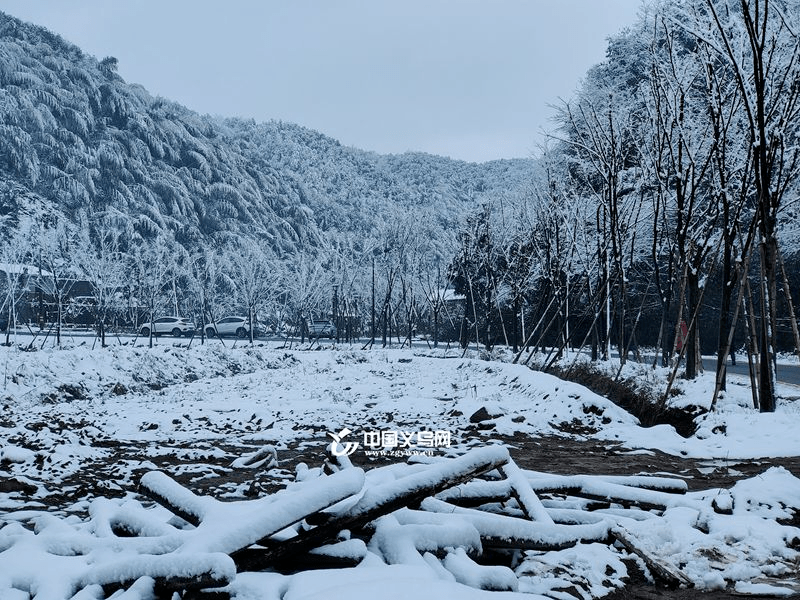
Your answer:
(308, 319), (337, 340)
(140, 316), (195, 337)
(205, 316), (255, 339)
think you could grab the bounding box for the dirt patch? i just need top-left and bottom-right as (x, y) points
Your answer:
(486, 432), (800, 491)
(548, 363), (703, 438)
(15, 431), (800, 510)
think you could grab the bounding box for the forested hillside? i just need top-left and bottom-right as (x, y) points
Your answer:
(0, 10), (532, 254)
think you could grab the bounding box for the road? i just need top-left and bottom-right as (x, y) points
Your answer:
(613, 350), (800, 387)
(702, 356), (800, 387)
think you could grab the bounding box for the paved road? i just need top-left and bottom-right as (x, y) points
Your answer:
(616, 350), (800, 387)
(702, 356), (800, 387)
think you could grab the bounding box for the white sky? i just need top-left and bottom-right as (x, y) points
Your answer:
(1, 1), (641, 163)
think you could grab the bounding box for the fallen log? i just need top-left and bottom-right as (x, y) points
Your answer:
(373, 513), (482, 565)
(230, 445), (277, 469)
(610, 527), (694, 589)
(106, 500), (181, 538)
(526, 471), (688, 495)
(236, 445), (511, 571)
(269, 539), (368, 573)
(442, 547), (518, 592)
(136, 467), (366, 564)
(500, 460), (554, 525)
(436, 479), (513, 507)
(185, 467), (365, 557)
(138, 471), (213, 526)
(526, 474), (692, 512)
(420, 497), (612, 551)
(83, 552), (236, 596)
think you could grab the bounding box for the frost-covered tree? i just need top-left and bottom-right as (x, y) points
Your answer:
(133, 235), (175, 348)
(185, 247), (227, 343)
(0, 218), (34, 344)
(701, 0), (800, 411)
(74, 225), (128, 347)
(224, 237), (274, 344)
(34, 217), (78, 347)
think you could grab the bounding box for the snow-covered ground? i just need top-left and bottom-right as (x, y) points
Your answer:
(2, 340), (800, 599)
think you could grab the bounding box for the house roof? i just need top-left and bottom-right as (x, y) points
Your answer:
(0, 263), (54, 278)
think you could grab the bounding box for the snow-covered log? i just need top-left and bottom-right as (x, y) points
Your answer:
(526, 473), (690, 511)
(81, 552), (236, 595)
(106, 500), (180, 538)
(420, 497), (612, 550)
(265, 539), (369, 573)
(442, 547), (518, 592)
(138, 471), (213, 526)
(527, 471), (688, 494)
(238, 445), (510, 570)
(500, 460), (555, 524)
(610, 527), (694, 589)
(435, 479), (513, 507)
(230, 445), (277, 469)
(373, 514), (482, 566)
(185, 467), (366, 557)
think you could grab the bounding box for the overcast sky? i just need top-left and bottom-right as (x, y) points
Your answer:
(1, 1), (641, 163)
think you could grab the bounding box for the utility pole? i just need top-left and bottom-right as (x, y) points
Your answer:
(333, 284), (339, 344)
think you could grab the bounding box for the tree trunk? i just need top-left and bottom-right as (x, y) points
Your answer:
(685, 270), (700, 380)
(744, 277), (760, 410)
(716, 226), (734, 392)
(778, 248), (800, 358)
(512, 295), (520, 354)
(758, 233), (778, 412)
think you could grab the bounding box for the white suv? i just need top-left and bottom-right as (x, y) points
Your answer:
(205, 316), (252, 338)
(140, 317), (195, 337)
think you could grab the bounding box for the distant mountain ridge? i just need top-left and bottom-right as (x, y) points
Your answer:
(0, 10), (534, 258)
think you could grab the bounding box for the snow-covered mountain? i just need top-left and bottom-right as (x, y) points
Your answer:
(0, 11), (533, 255)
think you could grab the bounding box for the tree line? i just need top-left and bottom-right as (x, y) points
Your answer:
(450, 0), (800, 413)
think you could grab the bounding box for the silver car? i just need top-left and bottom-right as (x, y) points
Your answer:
(308, 319), (337, 339)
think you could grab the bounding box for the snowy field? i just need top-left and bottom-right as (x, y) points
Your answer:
(2, 340), (800, 598)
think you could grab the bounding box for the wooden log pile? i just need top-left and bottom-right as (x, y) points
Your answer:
(0, 444), (707, 598)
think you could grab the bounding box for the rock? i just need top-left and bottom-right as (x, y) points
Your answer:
(0, 477), (37, 495)
(469, 406), (502, 423)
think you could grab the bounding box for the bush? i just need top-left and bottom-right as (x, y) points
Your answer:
(548, 362), (702, 438)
